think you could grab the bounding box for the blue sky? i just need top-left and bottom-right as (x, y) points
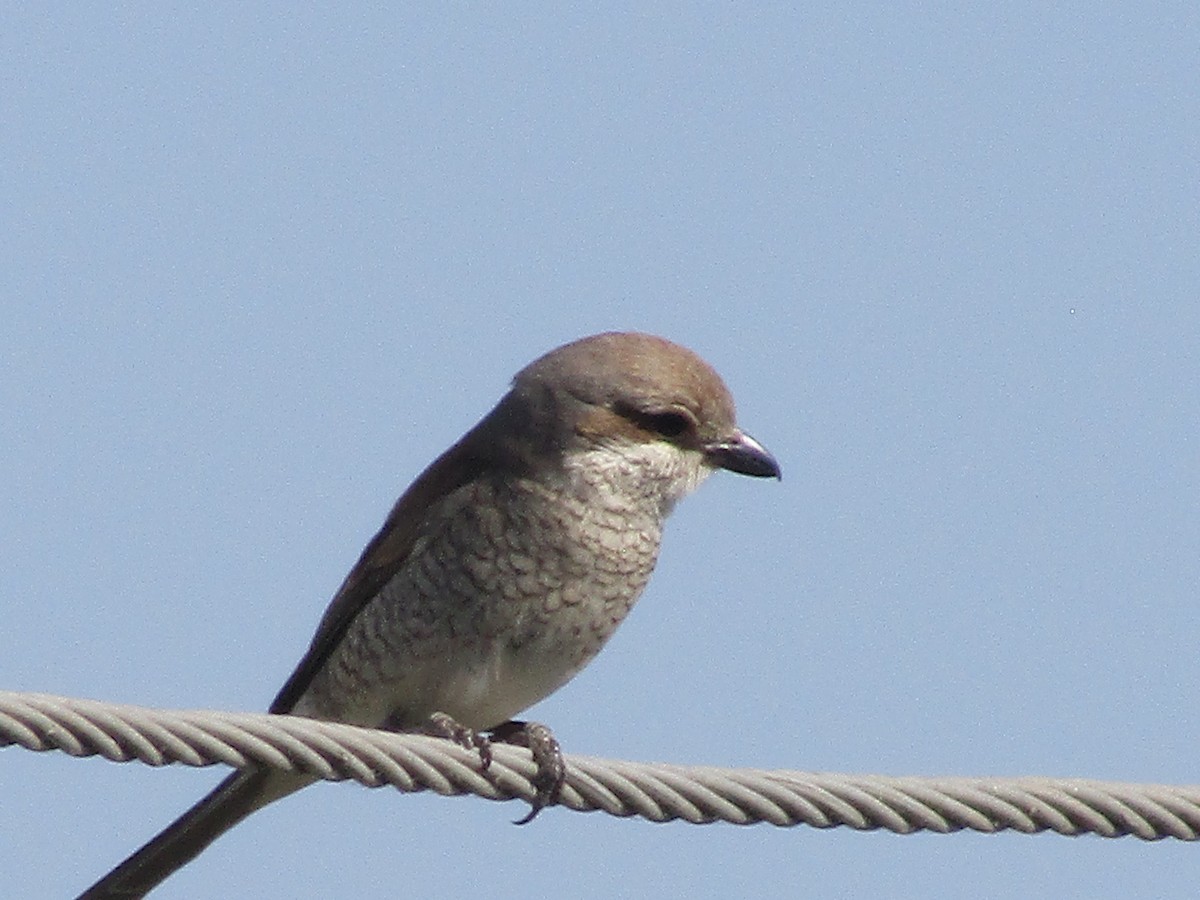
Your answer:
(2, 5), (1197, 898)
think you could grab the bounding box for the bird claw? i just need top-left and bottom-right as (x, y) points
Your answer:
(424, 712), (493, 769)
(422, 715), (564, 823)
(489, 720), (565, 824)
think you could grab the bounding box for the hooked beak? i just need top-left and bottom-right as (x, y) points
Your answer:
(704, 431), (782, 479)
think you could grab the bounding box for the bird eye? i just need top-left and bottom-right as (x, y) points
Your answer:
(627, 409), (691, 439)
(645, 411), (691, 437)
(613, 402), (696, 439)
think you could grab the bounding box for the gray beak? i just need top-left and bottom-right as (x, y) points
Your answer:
(704, 431), (782, 479)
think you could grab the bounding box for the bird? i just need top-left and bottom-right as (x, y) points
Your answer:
(79, 331), (780, 898)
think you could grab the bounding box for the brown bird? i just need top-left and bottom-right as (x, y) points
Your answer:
(79, 331), (780, 898)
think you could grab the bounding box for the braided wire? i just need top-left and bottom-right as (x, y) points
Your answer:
(2, 690), (1197, 841)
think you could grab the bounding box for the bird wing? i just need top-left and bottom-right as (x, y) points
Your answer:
(268, 421), (493, 715)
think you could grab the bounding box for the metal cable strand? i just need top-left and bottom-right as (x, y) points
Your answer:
(2, 690), (1197, 841)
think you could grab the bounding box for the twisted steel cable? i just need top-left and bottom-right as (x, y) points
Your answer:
(2, 690), (1197, 841)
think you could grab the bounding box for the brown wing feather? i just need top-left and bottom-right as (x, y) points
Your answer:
(269, 416), (496, 714)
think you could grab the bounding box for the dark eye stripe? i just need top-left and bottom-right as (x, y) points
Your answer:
(614, 402), (695, 439)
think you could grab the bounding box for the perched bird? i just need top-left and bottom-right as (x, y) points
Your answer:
(80, 331), (780, 898)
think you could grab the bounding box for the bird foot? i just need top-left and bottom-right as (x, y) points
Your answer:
(489, 720), (565, 824)
(422, 714), (564, 823)
(423, 712), (494, 768)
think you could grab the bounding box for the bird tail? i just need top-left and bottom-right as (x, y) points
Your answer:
(76, 767), (314, 899)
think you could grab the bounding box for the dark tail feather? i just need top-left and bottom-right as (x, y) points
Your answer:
(77, 768), (313, 899)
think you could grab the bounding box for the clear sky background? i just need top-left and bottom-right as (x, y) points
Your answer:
(3, 5), (1197, 898)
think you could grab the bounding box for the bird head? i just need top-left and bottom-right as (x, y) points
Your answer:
(500, 332), (780, 513)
